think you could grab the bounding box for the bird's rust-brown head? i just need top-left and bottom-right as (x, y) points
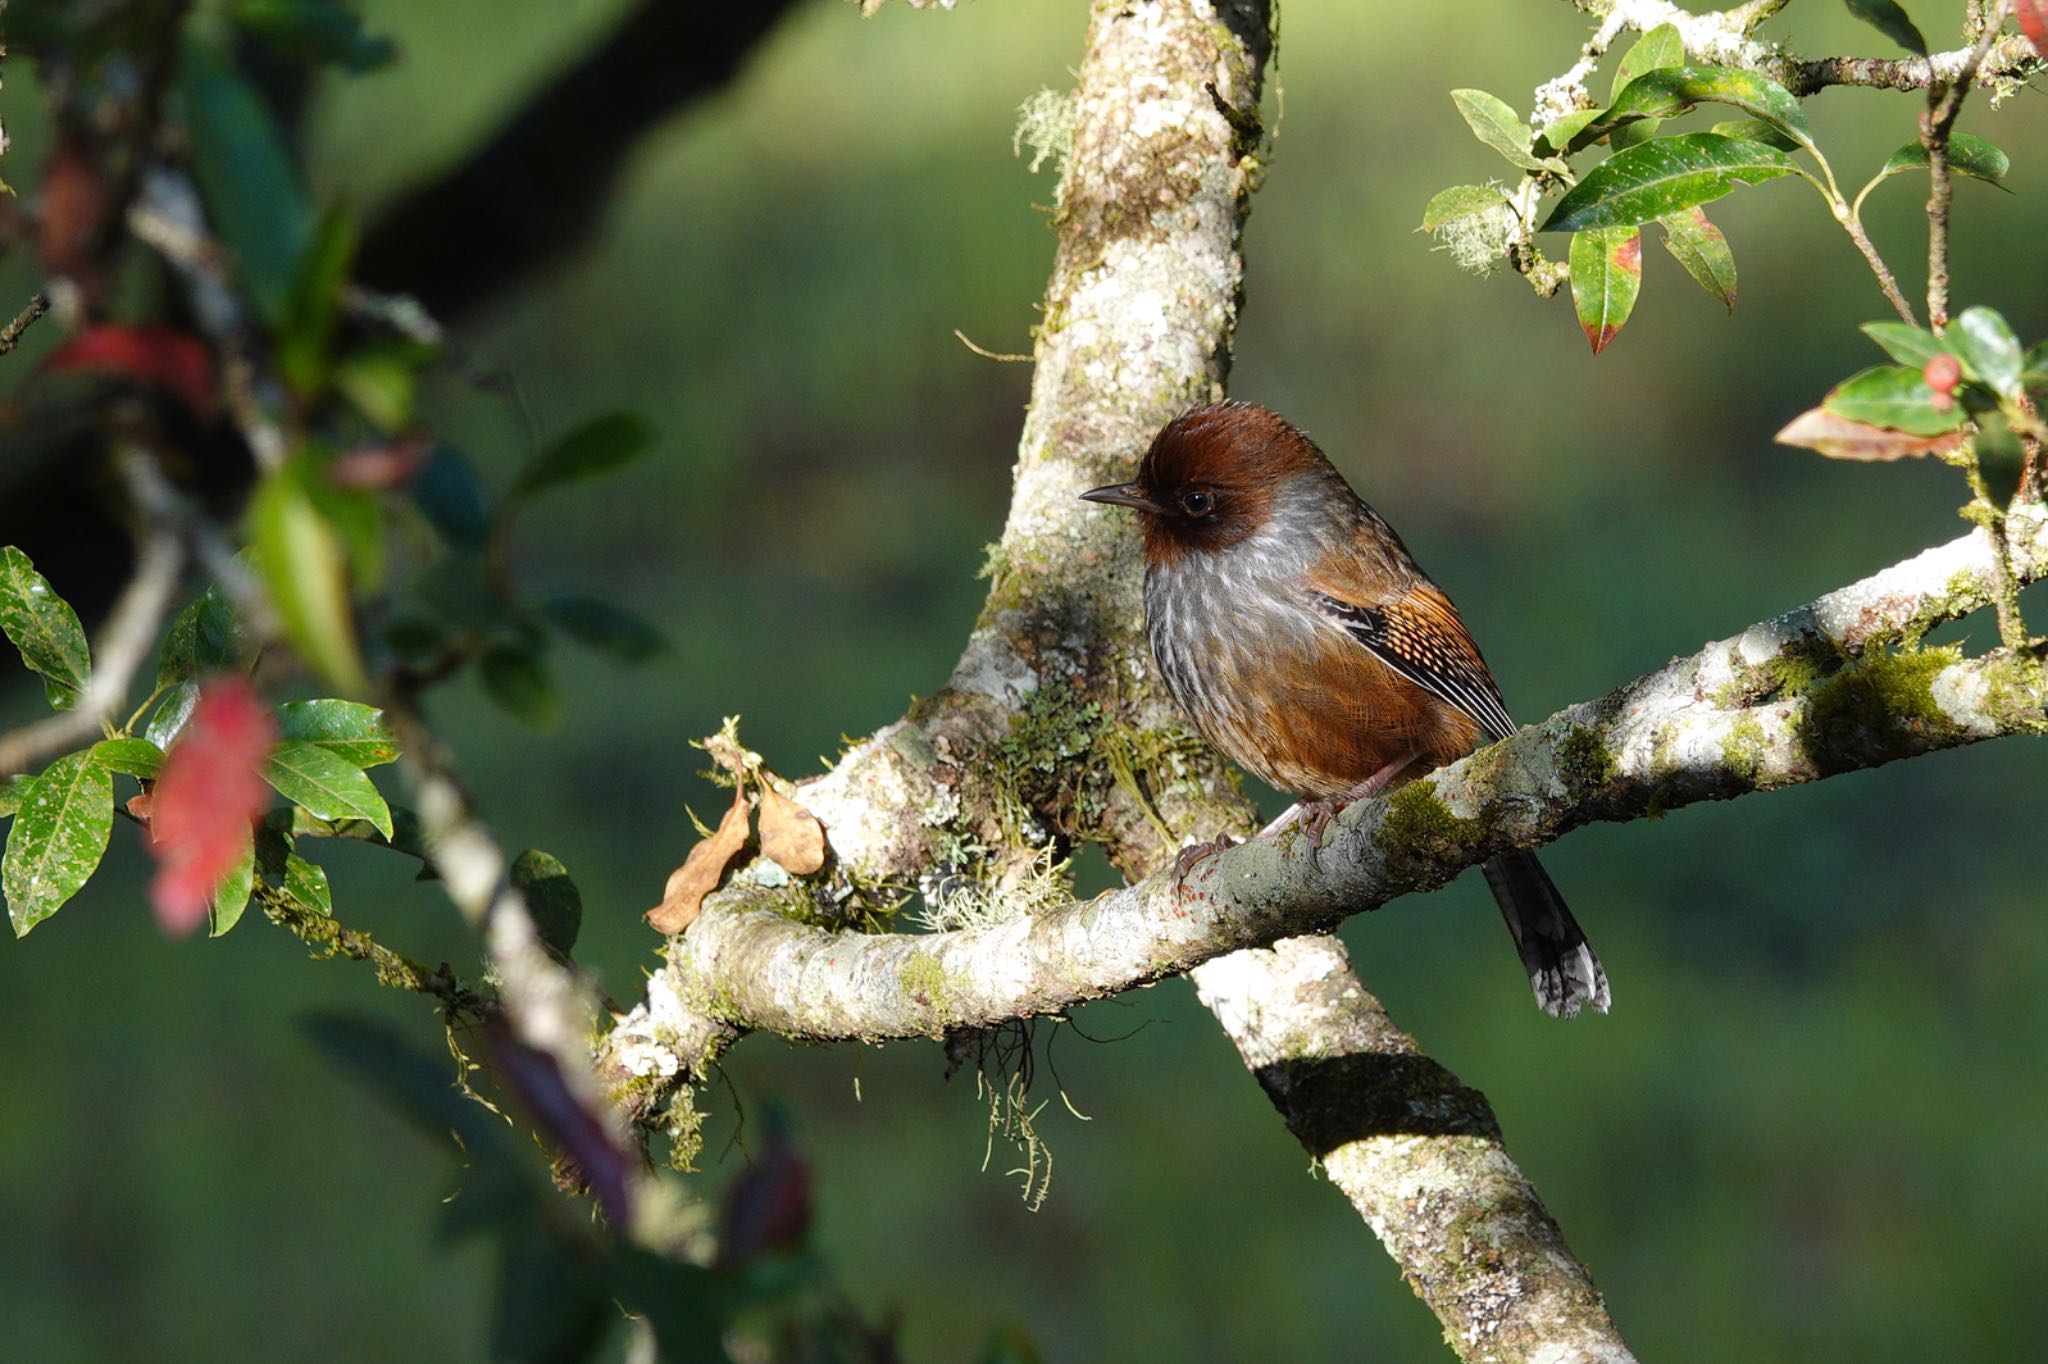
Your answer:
(1081, 401), (1327, 564)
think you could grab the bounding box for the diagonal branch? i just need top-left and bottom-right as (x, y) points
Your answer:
(1193, 936), (1637, 1363)
(608, 503), (2048, 1051)
(356, 0), (803, 317)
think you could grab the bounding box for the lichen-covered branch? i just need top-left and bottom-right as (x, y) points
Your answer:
(1537, 0), (2039, 124)
(611, 503), (2048, 1050)
(1193, 936), (1636, 1364)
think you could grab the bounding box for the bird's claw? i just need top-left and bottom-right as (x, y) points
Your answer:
(1172, 833), (1240, 882)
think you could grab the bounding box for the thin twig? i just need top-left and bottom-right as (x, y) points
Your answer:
(0, 291), (49, 356)
(1840, 209), (1918, 325)
(1922, 0), (2011, 331)
(0, 452), (186, 779)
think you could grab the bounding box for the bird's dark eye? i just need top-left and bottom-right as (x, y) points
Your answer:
(1179, 488), (1215, 517)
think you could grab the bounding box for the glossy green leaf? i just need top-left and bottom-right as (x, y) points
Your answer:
(1657, 206), (1736, 310)
(1592, 67), (1812, 154)
(3, 751), (114, 936)
(1952, 306), (2025, 398)
(1606, 25), (1684, 150)
(512, 849), (581, 958)
(255, 822), (334, 916)
(1570, 226), (1643, 354)
(1822, 365), (1969, 435)
(0, 547), (91, 710)
(1612, 24), (1686, 98)
(542, 596), (667, 663)
(1420, 184), (1504, 231)
(1540, 134), (1795, 232)
(1874, 133), (2011, 189)
(1844, 0), (1927, 55)
(0, 773), (31, 819)
(1450, 89), (1564, 173)
(157, 588), (245, 688)
(145, 681), (201, 750)
(411, 446), (495, 550)
(1535, 110), (1604, 157)
(478, 644), (562, 730)
(91, 738), (166, 780)
(508, 413), (658, 504)
(249, 460), (368, 694)
(208, 828), (257, 937)
(1709, 119), (1802, 154)
(179, 38), (314, 326)
(276, 699), (399, 768)
(262, 741), (392, 838)
(229, 0), (398, 71)
(1861, 321), (1953, 369)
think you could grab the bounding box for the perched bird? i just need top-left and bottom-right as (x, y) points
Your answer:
(1082, 401), (1609, 1017)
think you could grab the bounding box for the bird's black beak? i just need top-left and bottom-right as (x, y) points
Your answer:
(1080, 482), (1162, 513)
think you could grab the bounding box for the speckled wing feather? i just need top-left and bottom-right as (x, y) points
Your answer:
(1307, 578), (1519, 744)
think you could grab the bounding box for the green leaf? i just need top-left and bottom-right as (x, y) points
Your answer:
(333, 343), (427, 433)
(0, 547), (92, 710)
(208, 827), (257, 937)
(91, 738), (166, 780)
(411, 446), (495, 550)
(1822, 365), (1969, 435)
(254, 822), (333, 916)
(249, 459), (368, 693)
(145, 681), (201, 750)
(276, 699), (399, 768)
(262, 741), (392, 838)
(178, 37), (315, 326)
(1657, 206), (1737, 311)
(0, 773), (31, 819)
(1844, 0), (1927, 55)
(156, 588), (245, 688)
(1606, 24), (1684, 150)
(1450, 89), (1564, 173)
(1861, 321), (1953, 368)
(1952, 305), (2025, 398)
(228, 0), (398, 71)
(2025, 340), (2048, 386)
(3, 751), (114, 936)
(477, 644), (562, 729)
(277, 205), (359, 397)
(508, 414), (658, 505)
(1540, 133), (1795, 232)
(1875, 133), (2011, 189)
(1612, 24), (1686, 100)
(1420, 184), (1504, 232)
(1535, 110), (1604, 157)
(1709, 119), (1802, 154)
(1592, 67), (1812, 154)
(512, 850), (581, 958)
(542, 596), (667, 663)
(1570, 226), (1643, 354)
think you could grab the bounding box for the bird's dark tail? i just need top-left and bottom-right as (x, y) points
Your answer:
(1480, 850), (1609, 1018)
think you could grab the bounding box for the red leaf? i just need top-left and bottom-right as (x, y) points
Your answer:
(2017, 0), (2048, 60)
(716, 1135), (812, 1270)
(326, 438), (431, 491)
(44, 325), (217, 417)
(147, 678), (276, 935)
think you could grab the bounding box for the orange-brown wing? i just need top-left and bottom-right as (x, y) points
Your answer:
(1306, 571), (1518, 744)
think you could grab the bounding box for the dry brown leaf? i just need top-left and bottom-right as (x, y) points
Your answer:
(1775, 408), (1966, 462)
(646, 785), (751, 935)
(758, 784), (826, 875)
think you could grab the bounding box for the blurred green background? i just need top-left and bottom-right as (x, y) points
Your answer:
(3, 1), (2047, 1359)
